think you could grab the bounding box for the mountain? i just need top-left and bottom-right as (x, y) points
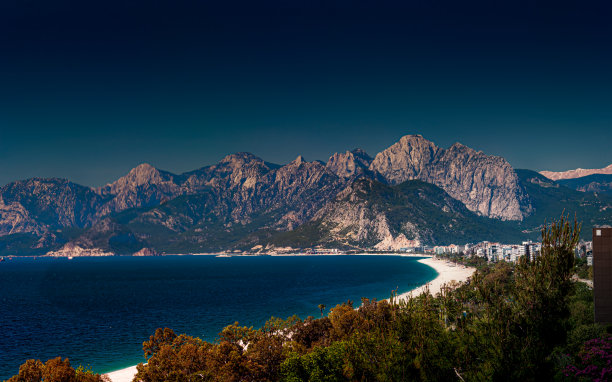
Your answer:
(1, 135), (610, 256)
(96, 163), (184, 216)
(0, 178), (103, 236)
(68, 154), (349, 254)
(540, 163), (612, 180)
(514, 170), (612, 239)
(268, 178), (522, 249)
(556, 174), (612, 195)
(326, 148), (373, 179)
(369, 135), (531, 221)
(0, 178), (106, 255)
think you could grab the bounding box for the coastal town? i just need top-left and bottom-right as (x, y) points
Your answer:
(260, 239), (594, 265)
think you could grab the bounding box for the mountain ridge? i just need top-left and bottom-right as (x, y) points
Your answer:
(1, 135), (610, 255)
(540, 163), (612, 180)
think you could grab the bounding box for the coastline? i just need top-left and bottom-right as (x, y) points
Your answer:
(395, 257), (475, 301)
(105, 365), (139, 382)
(103, 255), (475, 382)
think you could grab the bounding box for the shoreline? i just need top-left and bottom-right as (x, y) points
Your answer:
(395, 257), (475, 300)
(105, 365), (139, 382)
(103, 255), (475, 382)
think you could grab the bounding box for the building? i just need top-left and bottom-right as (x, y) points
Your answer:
(593, 227), (612, 324)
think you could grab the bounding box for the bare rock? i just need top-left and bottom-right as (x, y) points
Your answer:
(370, 135), (530, 220)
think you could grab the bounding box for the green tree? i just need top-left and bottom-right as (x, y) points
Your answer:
(512, 215), (580, 379)
(318, 304), (326, 318)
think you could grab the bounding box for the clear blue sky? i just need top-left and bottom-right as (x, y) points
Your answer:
(1, 0), (611, 187)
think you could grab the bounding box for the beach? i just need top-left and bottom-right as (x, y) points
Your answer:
(104, 255), (475, 382)
(395, 257), (475, 300)
(105, 365), (139, 382)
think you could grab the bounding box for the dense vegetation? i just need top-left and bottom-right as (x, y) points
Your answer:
(5, 358), (108, 382)
(6, 216), (610, 381)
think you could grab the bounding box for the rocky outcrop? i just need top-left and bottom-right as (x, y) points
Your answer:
(46, 242), (114, 257)
(374, 233), (420, 251)
(96, 163), (184, 215)
(540, 163), (612, 180)
(369, 135), (440, 182)
(133, 247), (159, 256)
(272, 178), (518, 247)
(181, 152), (278, 192)
(326, 149), (373, 178)
(0, 178), (102, 235)
(369, 135), (530, 221)
(0, 198), (41, 235)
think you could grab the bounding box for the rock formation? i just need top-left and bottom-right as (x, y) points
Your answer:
(3, 134), (609, 255)
(326, 149), (373, 178)
(96, 163), (184, 216)
(369, 135), (530, 220)
(46, 242), (114, 257)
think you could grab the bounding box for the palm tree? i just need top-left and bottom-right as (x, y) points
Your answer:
(318, 304), (326, 318)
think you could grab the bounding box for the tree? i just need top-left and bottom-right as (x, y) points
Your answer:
(318, 304), (326, 318)
(512, 215), (580, 379)
(6, 357), (109, 382)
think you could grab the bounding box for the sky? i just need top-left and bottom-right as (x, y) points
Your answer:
(1, 0), (611, 187)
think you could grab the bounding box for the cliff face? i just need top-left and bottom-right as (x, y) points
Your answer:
(96, 163), (184, 216)
(144, 155), (344, 232)
(0, 178), (102, 236)
(369, 135), (531, 221)
(269, 178), (522, 249)
(326, 149), (373, 179)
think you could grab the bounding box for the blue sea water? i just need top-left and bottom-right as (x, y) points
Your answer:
(0, 255), (436, 379)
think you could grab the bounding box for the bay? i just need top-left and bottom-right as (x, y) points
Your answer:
(0, 255), (436, 379)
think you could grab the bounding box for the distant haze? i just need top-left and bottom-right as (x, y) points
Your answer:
(1, 1), (611, 187)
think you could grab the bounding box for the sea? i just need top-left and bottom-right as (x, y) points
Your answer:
(0, 255), (436, 379)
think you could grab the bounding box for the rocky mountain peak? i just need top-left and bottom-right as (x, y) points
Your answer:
(326, 149), (372, 178)
(97, 163), (173, 196)
(219, 152), (265, 167)
(290, 155), (306, 166)
(124, 163), (161, 183)
(350, 148), (371, 158)
(448, 142), (476, 153)
(370, 135), (529, 221)
(369, 134), (440, 182)
(95, 163), (182, 215)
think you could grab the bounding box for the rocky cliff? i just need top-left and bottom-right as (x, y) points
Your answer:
(96, 163), (184, 216)
(0, 178), (103, 236)
(269, 178), (523, 249)
(325, 149), (373, 179)
(369, 135), (531, 221)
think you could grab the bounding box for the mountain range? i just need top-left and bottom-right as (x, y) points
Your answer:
(540, 163), (612, 180)
(1, 135), (611, 256)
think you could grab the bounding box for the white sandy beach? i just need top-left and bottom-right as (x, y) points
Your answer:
(104, 255), (475, 382)
(105, 365), (139, 382)
(395, 257), (475, 300)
